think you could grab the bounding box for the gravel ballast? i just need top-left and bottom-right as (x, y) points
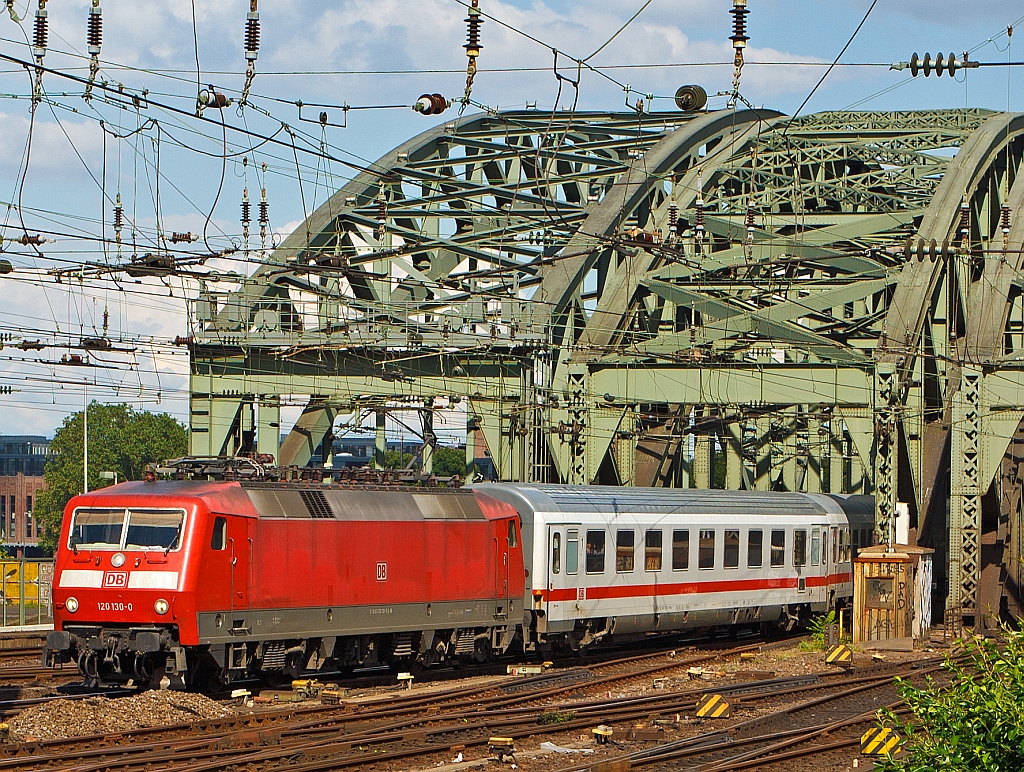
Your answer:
(8, 691), (233, 741)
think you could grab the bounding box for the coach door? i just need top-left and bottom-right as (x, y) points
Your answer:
(546, 524), (581, 623)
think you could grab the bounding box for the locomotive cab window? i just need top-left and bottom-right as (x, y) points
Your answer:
(211, 516), (227, 551)
(69, 508), (125, 550)
(698, 529), (715, 569)
(793, 529), (807, 567)
(551, 533), (561, 574)
(586, 530), (605, 574)
(748, 529), (763, 568)
(507, 520), (518, 548)
(125, 509), (185, 551)
(724, 530), (739, 569)
(616, 529), (635, 573)
(672, 530), (689, 570)
(69, 507), (185, 552)
(645, 529), (663, 571)
(770, 530), (786, 567)
(566, 529), (579, 574)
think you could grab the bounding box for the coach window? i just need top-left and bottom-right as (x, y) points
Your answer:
(551, 533), (561, 574)
(748, 530), (763, 568)
(770, 530), (786, 567)
(811, 529), (820, 566)
(793, 529), (807, 567)
(724, 529), (740, 569)
(672, 530), (689, 570)
(211, 517), (227, 551)
(616, 530), (635, 573)
(507, 520), (518, 548)
(645, 530), (663, 571)
(698, 529), (715, 569)
(586, 530), (606, 574)
(566, 529), (579, 575)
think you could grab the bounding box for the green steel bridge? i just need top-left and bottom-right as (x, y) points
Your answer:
(186, 106), (1024, 630)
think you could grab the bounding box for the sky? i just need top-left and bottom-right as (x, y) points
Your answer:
(0, 0), (1020, 441)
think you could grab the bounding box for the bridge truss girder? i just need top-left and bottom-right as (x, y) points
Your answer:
(189, 106), (1024, 629)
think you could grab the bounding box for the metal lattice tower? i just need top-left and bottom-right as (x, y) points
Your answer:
(187, 107), (1024, 630)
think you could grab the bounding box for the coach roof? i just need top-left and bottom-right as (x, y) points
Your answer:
(472, 483), (872, 520)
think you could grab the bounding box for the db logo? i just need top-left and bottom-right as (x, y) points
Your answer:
(103, 571), (128, 588)
(577, 588), (586, 601)
(376, 562), (387, 582)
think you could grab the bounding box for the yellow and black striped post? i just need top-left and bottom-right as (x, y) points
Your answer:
(695, 693), (732, 718)
(861, 727), (902, 755)
(825, 643), (853, 667)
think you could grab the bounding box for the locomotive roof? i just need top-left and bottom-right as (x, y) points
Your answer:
(72, 479), (504, 521)
(471, 483), (874, 522)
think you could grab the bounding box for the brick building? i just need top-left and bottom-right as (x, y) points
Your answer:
(0, 436), (50, 555)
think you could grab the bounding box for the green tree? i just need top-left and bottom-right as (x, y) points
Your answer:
(431, 445), (466, 477)
(876, 628), (1024, 771)
(383, 449), (414, 469)
(34, 403), (187, 552)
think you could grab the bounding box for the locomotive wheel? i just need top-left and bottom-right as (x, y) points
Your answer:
(473, 637), (490, 664)
(262, 669), (286, 688)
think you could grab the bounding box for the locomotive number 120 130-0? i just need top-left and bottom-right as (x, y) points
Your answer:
(97, 601), (133, 612)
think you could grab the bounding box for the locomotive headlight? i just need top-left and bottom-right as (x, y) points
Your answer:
(111, 552), (126, 568)
(154, 598), (169, 615)
(65, 597), (79, 613)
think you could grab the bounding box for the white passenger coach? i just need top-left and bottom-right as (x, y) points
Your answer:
(473, 485), (875, 652)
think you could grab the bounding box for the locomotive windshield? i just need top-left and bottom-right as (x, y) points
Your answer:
(68, 508), (124, 549)
(69, 508), (185, 551)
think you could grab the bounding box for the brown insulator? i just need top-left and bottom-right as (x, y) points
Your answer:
(241, 188), (251, 227)
(745, 200), (756, 234)
(87, 3), (102, 55)
(170, 232), (195, 244)
(113, 205), (123, 231)
(32, 5), (47, 58)
(414, 93), (448, 115)
(258, 193), (269, 226)
(958, 202), (970, 237)
(244, 14), (260, 62)
(1001, 204), (1012, 235)
(668, 203), (679, 233)
(464, 0), (483, 57)
(730, 1), (749, 51)
(674, 85), (707, 112)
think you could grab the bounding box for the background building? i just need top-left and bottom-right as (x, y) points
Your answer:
(0, 436), (50, 556)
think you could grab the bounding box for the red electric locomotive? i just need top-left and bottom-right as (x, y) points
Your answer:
(43, 474), (525, 689)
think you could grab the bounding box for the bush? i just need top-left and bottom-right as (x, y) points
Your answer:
(875, 627), (1024, 771)
(799, 611), (837, 652)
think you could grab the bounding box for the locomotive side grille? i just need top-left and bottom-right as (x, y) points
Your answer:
(299, 490), (334, 519)
(391, 632), (414, 658)
(261, 640), (287, 670)
(454, 630), (475, 655)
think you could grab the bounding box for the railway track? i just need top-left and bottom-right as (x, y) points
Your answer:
(0, 639), (935, 771)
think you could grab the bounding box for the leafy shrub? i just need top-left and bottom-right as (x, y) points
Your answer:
(875, 627), (1024, 771)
